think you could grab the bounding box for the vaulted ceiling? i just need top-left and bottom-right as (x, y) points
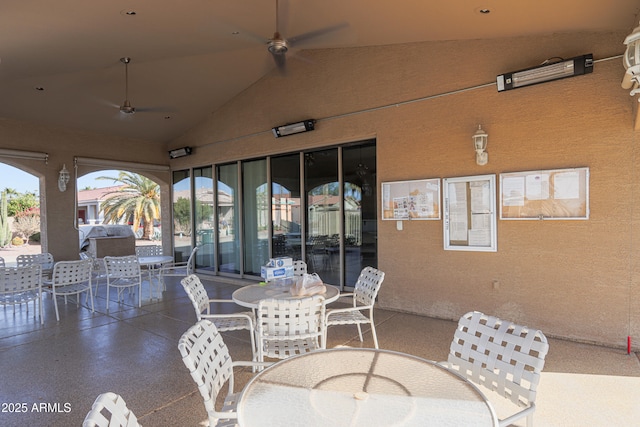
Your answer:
(1, 1), (638, 144)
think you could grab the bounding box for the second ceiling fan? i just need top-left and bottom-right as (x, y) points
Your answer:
(262, 0), (349, 71)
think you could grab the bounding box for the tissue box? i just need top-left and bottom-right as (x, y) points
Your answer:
(268, 257), (293, 267)
(261, 265), (294, 281)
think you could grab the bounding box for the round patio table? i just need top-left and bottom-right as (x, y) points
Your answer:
(137, 255), (173, 299)
(232, 281), (340, 309)
(237, 348), (498, 427)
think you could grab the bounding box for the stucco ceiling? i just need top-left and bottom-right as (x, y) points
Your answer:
(0, 1), (639, 144)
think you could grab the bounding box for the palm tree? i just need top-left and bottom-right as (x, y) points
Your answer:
(97, 172), (160, 240)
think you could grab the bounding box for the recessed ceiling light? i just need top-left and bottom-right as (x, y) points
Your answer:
(164, 116), (172, 120)
(478, 8), (491, 14)
(120, 9), (137, 16)
(34, 86), (44, 91)
(232, 31), (240, 35)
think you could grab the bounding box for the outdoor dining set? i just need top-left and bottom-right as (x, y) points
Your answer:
(0, 249), (550, 426)
(0, 245), (197, 323)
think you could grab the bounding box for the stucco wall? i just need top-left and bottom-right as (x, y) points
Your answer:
(171, 31), (640, 349)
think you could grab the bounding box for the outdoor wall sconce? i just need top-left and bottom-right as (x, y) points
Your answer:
(622, 21), (640, 96)
(472, 125), (488, 166)
(58, 164), (70, 192)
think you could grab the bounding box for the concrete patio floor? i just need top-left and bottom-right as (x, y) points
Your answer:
(0, 274), (638, 426)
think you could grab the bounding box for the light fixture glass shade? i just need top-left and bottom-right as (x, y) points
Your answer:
(472, 125), (488, 166)
(623, 22), (640, 93)
(58, 164), (70, 192)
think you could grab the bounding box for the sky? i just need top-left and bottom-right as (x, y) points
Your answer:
(0, 163), (121, 194)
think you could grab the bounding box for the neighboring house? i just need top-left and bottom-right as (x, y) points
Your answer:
(76, 185), (125, 225)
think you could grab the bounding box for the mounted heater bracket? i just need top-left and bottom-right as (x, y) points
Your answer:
(497, 54), (593, 92)
(272, 119), (316, 138)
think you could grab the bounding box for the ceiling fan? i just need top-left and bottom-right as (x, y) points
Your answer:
(262, 0), (349, 71)
(108, 57), (171, 117)
(119, 57), (136, 115)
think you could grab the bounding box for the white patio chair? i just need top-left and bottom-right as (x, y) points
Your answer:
(159, 246), (198, 288)
(180, 274), (256, 360)
(442, 311), (549, 427)
(178, 319), (272, 427)
(256, 295), (325, 364)
(104, 255), (142, 309)
(0, 264), (43, 324)
(324, 266), (385, 349)
(17, 252), (55, 280)
(292, 260), (307, 276)
(80, 252), (107, 297)
(49, 259), (94, 322)
(82, 392), (141, 427)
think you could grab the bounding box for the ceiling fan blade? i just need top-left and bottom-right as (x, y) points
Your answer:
(288, 22), (349, 48)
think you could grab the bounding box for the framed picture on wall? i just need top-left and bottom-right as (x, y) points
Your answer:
(381, 178), (441, 220)
(443, 174), (497, 252)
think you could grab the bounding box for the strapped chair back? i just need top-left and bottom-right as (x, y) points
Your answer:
(103, 255), (142, 308)
(0, 264), (43, 324)
(256, 295), (325, 362)
(50, 259), (94, 321)
(82, 392), (141, 427)
(446, 311), (549, 427)
(178, 319), (243, 426)
(352, 266), (385, 306)
(17, 252), (54, 278)
(293, 260), (307, 277)
(135, 245), (163, 257)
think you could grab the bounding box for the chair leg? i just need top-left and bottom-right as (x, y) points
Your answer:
(53, 291), (60, 322)
(370, 322), (379, 349)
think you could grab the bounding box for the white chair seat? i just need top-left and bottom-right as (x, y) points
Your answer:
(206, 313), (256, 332)
(326, 309), (370, 325)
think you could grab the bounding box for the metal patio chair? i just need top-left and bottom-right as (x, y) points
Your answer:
(324, 266), (385, 348)
(180, 274), (256, 360)
(256, 295), (326, 364)
(103, 255), (142, 309)
(442, 311), (549, 427)
(49, 259), (94, 322)
(82, 392), (141, 427)
(0, 264), (43, 324)
(178, 319), (271, 427)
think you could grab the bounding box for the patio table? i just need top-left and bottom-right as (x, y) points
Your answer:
(237, 348), (498, 427)
(137, 255), (173, 299)
(232, 281), (340, 309)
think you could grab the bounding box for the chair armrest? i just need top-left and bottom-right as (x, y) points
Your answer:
(208, 298), (237, 304)
(326, 305), (372, 317)
(337, 292), (355, 299)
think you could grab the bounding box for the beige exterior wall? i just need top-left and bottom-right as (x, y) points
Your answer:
(170, 31), (640, 349)
(1, 30), (638, 349)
